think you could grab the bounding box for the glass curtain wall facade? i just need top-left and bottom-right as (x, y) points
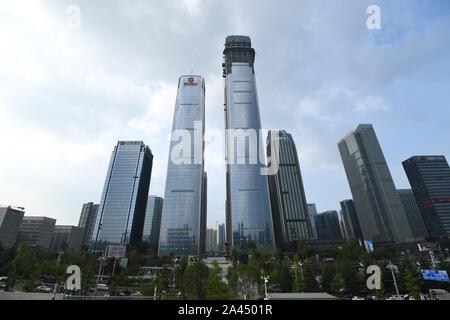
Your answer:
(307, 204), (318, 239)
(143, 196), (164, 255)
(340, 200), (363, 241)
(158, 75), (206, 256)
(338, 124), (413, 244)
(78, 202), (99, 246)
(267, 130), (313, 250)
(92, 141), (153, 251)
(403, 156), (450, 239)
(223, 35), (275, 251)
(315, 211), (342, 241)
(0, 206), (25, 249)
(397, 189), (428, 241)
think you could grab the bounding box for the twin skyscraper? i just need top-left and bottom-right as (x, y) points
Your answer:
(91, 35), (314, 256)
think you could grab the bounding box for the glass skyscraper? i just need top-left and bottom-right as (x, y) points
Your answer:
(158, 75), (206, 257)
(92, 141), (153, 251)
(338, 124), (413, 244)
(267, 130), (314, 250)
(143, 196), (163, 255)
(315, 211), (343, 241)
(397, 189), (428, 241)
(78, 202), (99, 246)
(403, 156), (450, 239)
(307, 204), (318, 239)
(223, 35), (275, 251)
(340, 199), (363, 241)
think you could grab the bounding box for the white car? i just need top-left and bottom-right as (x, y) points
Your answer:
(37, 285), (52, 293)
(97, 284), (109, 291)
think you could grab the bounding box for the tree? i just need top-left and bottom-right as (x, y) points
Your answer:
(183, 261), (210, 300)
(330, 273), (345, 297)
(302, 264), (320, 292)
(206, 261), (233, 299)
(320, 262), (335, 293)
(403, 267), (420, 300)
(11, 243), (36, 280)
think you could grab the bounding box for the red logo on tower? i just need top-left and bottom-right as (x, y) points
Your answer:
(184, 77), (197, 86)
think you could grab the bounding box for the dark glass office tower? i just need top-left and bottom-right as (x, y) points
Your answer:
(0, 206), (25, 249)
(307, 204), (318, 239)
(92, 141), (153, 251)
(158, 76), (206, 257)
(218, 223), (226, 252)
(315, 211), (342, 241)
(340, 200), (363, 241)
(338, 124), (413, 244)
(78, 202), (99, 246)
(143, 196), (163, 255)
(397, 189), (428, 241)
(402, 156), (450, 239)
(267, 130), (313, 250)
(223, 35), (275, 251)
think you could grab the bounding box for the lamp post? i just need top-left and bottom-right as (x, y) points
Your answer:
(261, 275), (269, 300)
(94, 255), (107, 296)
(387, 261), (400, 299)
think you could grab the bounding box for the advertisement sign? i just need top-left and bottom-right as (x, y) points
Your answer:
(364, 240), (374, 253)
(421, 269), (450, 283)
(107, 245), (127, 259)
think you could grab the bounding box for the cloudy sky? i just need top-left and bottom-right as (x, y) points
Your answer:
(1, 0), (450, 229)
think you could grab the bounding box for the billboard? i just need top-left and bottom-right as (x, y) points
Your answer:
(107, 245), (127, 259)
(364, 240), (374, 253)
(421, 269), (450, 283)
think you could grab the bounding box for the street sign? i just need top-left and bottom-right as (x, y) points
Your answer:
(421, 269), (450, 283)
(119, 258), (128, 268)
(106, 245), (126, 259)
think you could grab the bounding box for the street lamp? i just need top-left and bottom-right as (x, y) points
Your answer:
(387, 261), (400, 299)
(261, 275), (270, 300)
(94, 255), (108, 296)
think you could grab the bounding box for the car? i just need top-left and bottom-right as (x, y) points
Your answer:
(120, 289), (142, 296)
(352, 296), (365, 300)
(97, 284), (109, 291)
(37, 285), (52, 293)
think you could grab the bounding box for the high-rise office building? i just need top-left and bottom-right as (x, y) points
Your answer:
(143, 196), (163, 255)
(338, 124), (413, 244)
(206, 228), (218, 253)
(315, 211), (342, 241)
(200, 173), (207, 256)
(50, 226), (84, 252)
(158, 75), (206, 256)
(223, 35), (275, 251)
(78, 202), (99, 246)
(92, 141), (153, 251)
(307, 204), (318, 239)
(397, 189), (428, 241)
(18, 216), (56, 249)
(267, 130), (313, 249)
(218, 223), (226, 253)
(0, 206), (25, 249)
(402, 156), (450, 239)
(340, 200), (363, 241)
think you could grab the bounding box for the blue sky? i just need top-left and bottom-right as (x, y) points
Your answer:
(0, 0), (449, 229)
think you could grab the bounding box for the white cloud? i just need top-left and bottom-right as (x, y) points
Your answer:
(0, 0), (449, 225)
